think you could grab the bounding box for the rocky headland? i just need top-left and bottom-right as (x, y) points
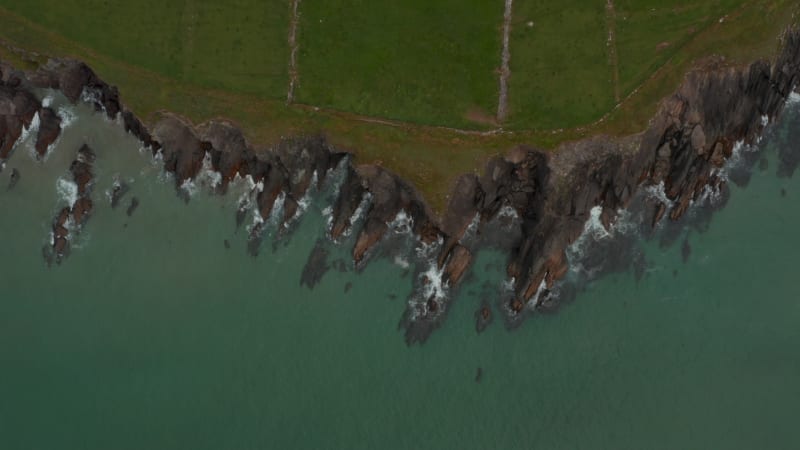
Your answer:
(1, 29), (799, 343)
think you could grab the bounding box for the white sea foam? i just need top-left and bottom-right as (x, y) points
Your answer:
(341, 192), (372, 238)
(41, 94), (54, 108)
(55, 177), (78, 208)
(501, 277), (516, 293)
(787, 91), (800, 105)
(56, 103), (77, 129)
(195, 152), (222, 190)
(566, 206), (611, 268)
(80, 87), (101, 108)
(420, 263), (448, 301)
(526, 277), (549, 310)
(459, 213), (481, 244)
(644, 181), (673, 207)
(496, 204), (519, 221)
(289, 171), (318, 223)
(388, 210), (413, 235)
(15, 111), (40, 157)
(322, 205), (334, 231)
(393, 255), (410, 269)
(761, 114), (769, 127)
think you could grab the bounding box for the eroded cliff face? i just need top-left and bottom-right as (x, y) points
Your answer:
(1, 30), (799, 343)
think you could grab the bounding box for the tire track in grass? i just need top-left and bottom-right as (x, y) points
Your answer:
(496, 0), (513, 123)
(605, 0), (621, 104)
(286, 0), (301, 104)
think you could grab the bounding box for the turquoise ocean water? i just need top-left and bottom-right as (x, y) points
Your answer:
(1, 92), (799, 449)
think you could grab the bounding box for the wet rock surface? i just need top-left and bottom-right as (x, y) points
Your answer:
(34, 107), (61, 159)
(300, 239), (330, 289)
(126, 197), (139, 217)
(7, 167), (19, 190)
(44, 144), (96, 265)
(2, 30), (800, 342)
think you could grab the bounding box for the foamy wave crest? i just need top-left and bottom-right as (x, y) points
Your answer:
(286, 171), (318, 226)
(388, 210), (413, 235)
(342, 192), (371, 238)
(41, 94), (54, 108)
(497, 204), (519, 221)
(80, 88), (102, 108)
(393, 255), (410, 269)
(180, 177), (197, 198)
(267, 191), (286, 228)
(55, 177), (78, 208)
(194, 152), (222, 191)
(527, 278), (548, 310)
(16, 112), (40, 156)
(644, 181), (673, 207)
(566, 206), (610, 268)
(787, 91), (800, 105)
(57, 104), (78, 130)
(322, 205), (334, 231)
(459, 213), (481, 244)
(407, 262), (450, 321)
(414, 234), (443, 259)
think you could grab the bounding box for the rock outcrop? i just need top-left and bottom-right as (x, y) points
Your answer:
(44, 144), (95, 265)
(1, 30), (799, 342)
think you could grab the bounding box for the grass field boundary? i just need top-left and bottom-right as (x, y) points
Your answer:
(496, 0), (513, 122)
(286, 0), (301, 104)
(605, 0), (620, 104)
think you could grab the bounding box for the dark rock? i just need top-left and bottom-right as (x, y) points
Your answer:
(475, 300), (493, 333)
(681, 237), (692, 263)
(34, 107), (61, 159)
(224, 239), (230, 249)
(126, 197), (140, 217)
(152, 115), (208, 190)
(110, 181), (129, 209)
(300, 239), (330, 289)
(7, 167), (19, 190)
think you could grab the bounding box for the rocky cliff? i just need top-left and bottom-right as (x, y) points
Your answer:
(1, 29), (799, 343)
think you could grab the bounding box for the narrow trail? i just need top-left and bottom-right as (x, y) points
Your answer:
(291, 103), (510, 137)
(496, 0), (514, 123)
(286, 0), (301, 104)
(605, 0), (621, 104)
(180, 0), (198, 80)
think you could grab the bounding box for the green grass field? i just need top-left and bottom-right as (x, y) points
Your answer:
(296, 0), (502, 129)
(615, 0), (744, 96)
(1, 0), (290, 98)
(0, 0), (796, 212)
(507, 0), (614, 130)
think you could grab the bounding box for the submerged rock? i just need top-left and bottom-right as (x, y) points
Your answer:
(126, 197), (140, 217)
(110, 181), (129, 209)
(7, 167), (19, 190)
(300, 239), (330, 289)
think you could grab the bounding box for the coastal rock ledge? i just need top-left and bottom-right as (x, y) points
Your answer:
(1, 30), (799, 343)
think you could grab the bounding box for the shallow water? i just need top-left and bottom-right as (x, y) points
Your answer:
(1, 94), (799, 449)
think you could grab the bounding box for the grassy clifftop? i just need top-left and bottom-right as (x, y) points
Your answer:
(0, 0), (796, 212)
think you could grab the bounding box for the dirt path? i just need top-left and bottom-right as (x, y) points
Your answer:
(605, 0), (621, 103)
(292, 103), (509, 137)
(496, 0), (513, 123)
(286, 0), (301, 104)
(180, 0), (198, 80)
